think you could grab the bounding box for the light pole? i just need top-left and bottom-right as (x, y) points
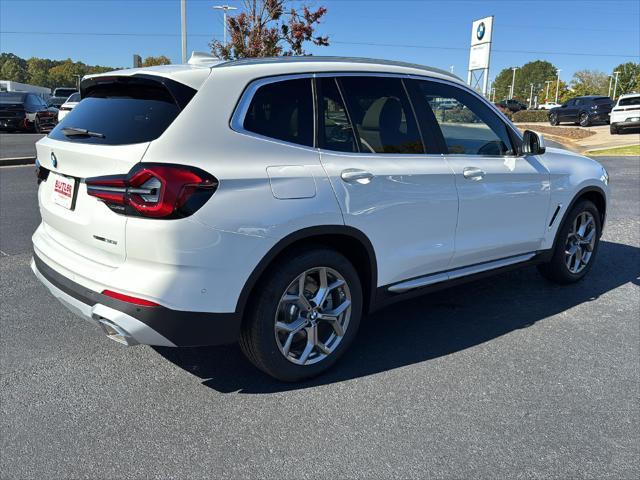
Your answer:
(612, 71), (621, 100)
(510, 67), (519, 100)
(529, 83), (534, 109)
(213, 5), (238, 44)
(507, 85), (511, 101)
(545, 80), (552, 102)
(554, 69), (562, 104)
(607, 75), (613, 98)
(181, 0), (187, 63)
(491, 87), (496, 102)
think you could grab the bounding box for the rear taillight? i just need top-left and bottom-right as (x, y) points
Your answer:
(86, 163), (218, 219)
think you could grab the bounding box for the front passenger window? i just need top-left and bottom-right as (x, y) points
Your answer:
(414, 80), (514, 156)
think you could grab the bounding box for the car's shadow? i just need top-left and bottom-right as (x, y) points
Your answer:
(154, 240), (639, 393)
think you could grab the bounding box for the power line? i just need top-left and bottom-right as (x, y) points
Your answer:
(2, 30), (638, 59)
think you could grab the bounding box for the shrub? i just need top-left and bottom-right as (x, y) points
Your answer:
(512, 110), (550, 123)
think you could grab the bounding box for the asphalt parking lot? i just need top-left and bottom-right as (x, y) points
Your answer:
(0, 133), (45, 161)
(1, 156), (639, 478)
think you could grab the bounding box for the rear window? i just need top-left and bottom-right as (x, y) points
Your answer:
(619, 96), (640, 106)
(49, 77), (195, 145)
(0, 92), (26, 104)
(66, 93), (81, 103)
(53, 88), (77, 98)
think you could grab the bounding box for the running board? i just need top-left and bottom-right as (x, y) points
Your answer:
(387, 253), (537, 294)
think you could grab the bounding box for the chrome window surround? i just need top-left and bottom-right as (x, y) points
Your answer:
(230, 71), (524, 156)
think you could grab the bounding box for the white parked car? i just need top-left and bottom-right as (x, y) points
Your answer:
(57, 93), (81, 122)
(609, 93), (640, 134)
(32, 57), (609, 381)
(538, 102), (561, 110)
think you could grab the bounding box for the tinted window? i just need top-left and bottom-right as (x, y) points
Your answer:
(53, 88), (77, 98)
(593, 97), (612, 104)
(575, 99), (583, 106)
(339, 76), (424, 154)
(243, 78), (313, 147)
(49, 81), (190, 145)
(0, 92), (26, 104)
(318, 78), (358, 153)
(67, 93), (81, 103)
(414, 80), (514, 156)
(619, 96), (640, 106)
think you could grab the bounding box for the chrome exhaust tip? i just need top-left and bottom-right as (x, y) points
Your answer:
(94, 317), (138, 346)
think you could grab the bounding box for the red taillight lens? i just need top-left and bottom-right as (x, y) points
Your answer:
(102, 289), (159, 307)
(86, 164), (217, 219)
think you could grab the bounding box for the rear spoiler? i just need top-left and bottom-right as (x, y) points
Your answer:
(80, 74), (196, 111)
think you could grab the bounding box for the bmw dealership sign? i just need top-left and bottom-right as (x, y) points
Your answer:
(468, 16), (494, 95)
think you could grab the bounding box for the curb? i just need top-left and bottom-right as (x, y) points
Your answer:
(0, 157), (36, 167)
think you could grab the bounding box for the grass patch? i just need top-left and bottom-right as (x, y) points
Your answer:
(586, 145), (640, 156)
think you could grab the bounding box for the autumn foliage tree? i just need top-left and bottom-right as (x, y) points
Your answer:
(210, 0), (329, 59)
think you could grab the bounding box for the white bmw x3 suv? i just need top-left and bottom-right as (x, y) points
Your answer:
(32, 56), (609, 381)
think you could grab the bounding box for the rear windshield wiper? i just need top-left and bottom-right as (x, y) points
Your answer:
(61, 127), (105, 138)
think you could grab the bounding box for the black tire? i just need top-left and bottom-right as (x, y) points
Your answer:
(33, 117), (42, 133)
(538, 199), (602, 284)
(239, 247), (363, 382)
(579, 112), (590, 127)
(610, 124), (618, 135)
(549, 113), (559, 126)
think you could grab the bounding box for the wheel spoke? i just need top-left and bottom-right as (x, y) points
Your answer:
(317, 342), (332, 355)
(299, 338), (315, 364)
(309, 267), (328, 307)
(282, 333), (295, 356)
(577, 216), (593, 238)
(275, 317), (307, 334)
(297, 273), (313, 310)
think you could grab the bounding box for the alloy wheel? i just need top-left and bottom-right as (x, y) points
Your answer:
(564, 211), (597, 274)
(274, 266), (351, 366)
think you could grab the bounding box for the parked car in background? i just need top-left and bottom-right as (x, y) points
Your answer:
(609, 93), (640, 134)
(57, 93), (81, 122)
(32, 57), (609, 381)
(538, 102), (561, 110)
(498, 99), (528, 112)
(549, 96), (613, 127)
(47, 96), (68, 109)
(52, 87), (78, 99)
(0, 91), (57, 132)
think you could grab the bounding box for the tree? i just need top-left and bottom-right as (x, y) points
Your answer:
(492, 60), (558, 103)
(142, 55), (171, 67)
(570, 70), (609, 97)
(0, 58), (28, 83)
(210, 0), (329, 60)
(611, 62), (640, 97)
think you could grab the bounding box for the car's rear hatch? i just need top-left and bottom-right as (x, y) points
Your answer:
(35, 73), (201, 267)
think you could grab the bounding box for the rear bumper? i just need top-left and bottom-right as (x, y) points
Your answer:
(0, 117), (28, 131)
(612, 119), (640, 129)
(32, 253), (241, 347)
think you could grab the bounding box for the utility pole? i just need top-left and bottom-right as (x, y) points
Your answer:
(554, 69), (562, 104)
(509, 67), (519, 100)
(607, 75), (613, 98)
(181, 0), (187, 63)
(491, 87), (496, 102)
(529, 83), (534, 109)
(612, 71), (621, 100)
(545, 80), (552, 102)
(213, 5), (238, 44)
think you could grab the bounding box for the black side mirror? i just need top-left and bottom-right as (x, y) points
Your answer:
(522, 130), (546, 155)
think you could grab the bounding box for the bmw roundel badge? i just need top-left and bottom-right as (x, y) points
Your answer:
(477, 22), (485, 41)
(51, 152), (57, 168)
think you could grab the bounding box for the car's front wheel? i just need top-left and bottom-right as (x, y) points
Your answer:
(579, 112), (591, 127)
(549, 113), (559, 126)
(240, 247), (362, 382)
(538, 199), (601, 284)
(610, 124), (618, 135)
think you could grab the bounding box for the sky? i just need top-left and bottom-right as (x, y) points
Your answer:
(1, 0), (639, 85)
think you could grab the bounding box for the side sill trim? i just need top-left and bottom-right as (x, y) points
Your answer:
(388, 252), (536, 294)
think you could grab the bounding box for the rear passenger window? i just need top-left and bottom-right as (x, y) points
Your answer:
(414, 80), (514, 156)
(318, 77), (358, 153)
(338, 76), (424, 154)
(243, 78), (314, 147)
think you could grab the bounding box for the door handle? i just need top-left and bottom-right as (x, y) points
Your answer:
(463, 167), (485, 181)
(341, 169), (374, 184)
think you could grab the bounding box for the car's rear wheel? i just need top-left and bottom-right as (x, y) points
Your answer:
(579, 112), (590, 127)
(549, 113), (559, 126)
(538, 199), (601, 284)
(610, 124), (618, 135)
(33, 117), (42, 133)
(240, 247), (362, 382)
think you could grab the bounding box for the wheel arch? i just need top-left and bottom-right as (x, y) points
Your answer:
(552, 185), (607, 251)
(235, 226), (378, 320)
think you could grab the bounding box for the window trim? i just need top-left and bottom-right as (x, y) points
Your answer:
(230, 71), (523, 156)
(315, 76), (361, 153)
